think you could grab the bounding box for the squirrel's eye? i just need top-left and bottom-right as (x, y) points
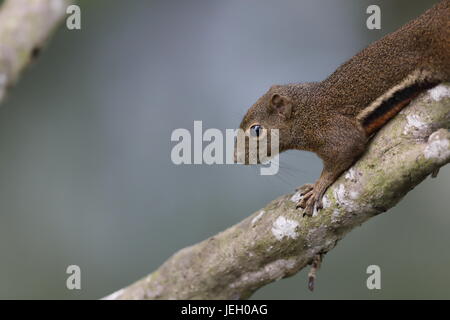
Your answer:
(250, 124), (263, 137)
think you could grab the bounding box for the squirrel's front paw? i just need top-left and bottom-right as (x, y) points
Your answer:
(296, 184), (323, 217)
(296, 184), (314, 194)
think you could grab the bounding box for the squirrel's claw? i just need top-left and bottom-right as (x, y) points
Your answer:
(296, 184), (322, 217)
(316, 197), (324, 210)
(297, 183), (314, 195)
(297, 190), (313, 208)
(302, 196), (316, 217)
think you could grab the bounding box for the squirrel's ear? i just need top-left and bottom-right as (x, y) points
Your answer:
(270, 94), (292, 118)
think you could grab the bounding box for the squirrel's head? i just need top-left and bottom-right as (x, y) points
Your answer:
(234, 83), (317, 164)
(234, 84), (295, 165)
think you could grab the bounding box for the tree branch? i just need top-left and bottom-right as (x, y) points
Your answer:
(105, 83), (450, 300)
(0, 0), (70, 102)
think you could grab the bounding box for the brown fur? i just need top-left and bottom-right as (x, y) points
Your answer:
(237, 0), (450, 216)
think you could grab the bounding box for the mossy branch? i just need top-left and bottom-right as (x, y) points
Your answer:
(105, 84), (450, 300)
(0, 0), (70, 101)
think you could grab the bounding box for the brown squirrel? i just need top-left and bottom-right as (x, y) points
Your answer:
(236, 0), (450, 217)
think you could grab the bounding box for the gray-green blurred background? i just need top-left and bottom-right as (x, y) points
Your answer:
(0, 0), (448, 299)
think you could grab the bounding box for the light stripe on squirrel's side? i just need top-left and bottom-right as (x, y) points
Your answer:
(357, 70), (439, 135)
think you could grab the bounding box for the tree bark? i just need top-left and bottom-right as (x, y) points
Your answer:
(0, 0), (70, 101)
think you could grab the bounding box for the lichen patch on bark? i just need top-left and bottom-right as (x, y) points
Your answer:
(271, 216), (299, 240)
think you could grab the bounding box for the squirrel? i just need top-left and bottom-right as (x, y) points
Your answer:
(235, 0), (450, 217)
